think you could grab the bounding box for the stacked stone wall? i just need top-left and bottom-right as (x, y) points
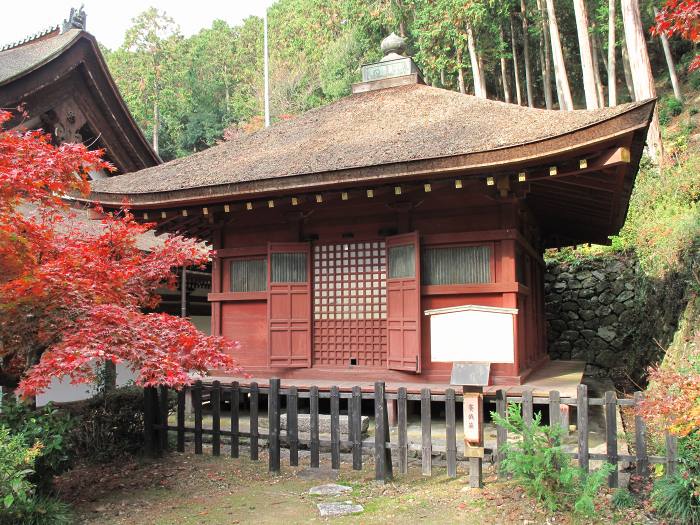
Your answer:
(545, 255), (638, 376)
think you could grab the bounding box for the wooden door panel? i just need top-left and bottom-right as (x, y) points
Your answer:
(267, 244), (311, 367)
(386, 232), (421, 372)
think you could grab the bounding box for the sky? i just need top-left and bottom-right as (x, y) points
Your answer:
(1, 1), (277, 50)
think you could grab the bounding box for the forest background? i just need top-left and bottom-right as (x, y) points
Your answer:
(102, 0), (694, 161)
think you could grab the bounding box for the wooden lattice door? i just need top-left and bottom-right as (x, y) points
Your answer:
(386, 232), (421, 372)
(312, 241), (388, 367)
(267, 243), (311, 367)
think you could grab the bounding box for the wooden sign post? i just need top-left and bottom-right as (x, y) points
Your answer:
(462, 386), (484, 488)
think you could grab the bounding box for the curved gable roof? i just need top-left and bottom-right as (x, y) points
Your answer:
(0, 28), (160, 173)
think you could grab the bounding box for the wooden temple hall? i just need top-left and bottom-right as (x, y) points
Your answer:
(87, 34), (654, 394)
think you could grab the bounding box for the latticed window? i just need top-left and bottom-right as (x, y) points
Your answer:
(230, 258), (267, 292)
(270, 252), (307, 283)
(421, 246), (491, 285)
(388, 244), (415, 279)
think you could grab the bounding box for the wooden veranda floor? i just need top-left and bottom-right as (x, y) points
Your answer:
(206, 360), (586, 398)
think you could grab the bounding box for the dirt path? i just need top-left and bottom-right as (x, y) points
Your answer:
(54, 450), (652, 524)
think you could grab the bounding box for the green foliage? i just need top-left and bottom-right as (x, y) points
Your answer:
(659, 96), (684, 126)
(68, 386), (147, 462)
(652, 433), (700, 523)
(614, 152), (700, 278)
(491, 402), (613, 515)
(0, 494), (73, 525)
(0, 401), (73, 490)
(0, 426), (72, 525)
(611, 488), (636, 509)
(0, 426), (41, 512)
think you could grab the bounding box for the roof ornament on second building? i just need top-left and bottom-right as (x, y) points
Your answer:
(380, 32), (406, 61)
(358, 32), (423, 90)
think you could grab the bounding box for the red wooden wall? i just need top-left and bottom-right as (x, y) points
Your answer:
(209, 188), (547, 385)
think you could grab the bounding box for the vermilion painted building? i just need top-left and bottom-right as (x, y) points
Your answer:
(88, 36), (654, 388)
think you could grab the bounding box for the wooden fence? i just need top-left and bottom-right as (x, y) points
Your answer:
(143, 380), (678, 486)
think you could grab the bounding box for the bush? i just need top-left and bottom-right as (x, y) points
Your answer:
(659, 96), (684, 126)
(67, 385), (147, 461)
(0, 426), (72, 525)
(0, 401), (73, 490)
(653, 432), (700, 524)
(491, 402), (613, 516)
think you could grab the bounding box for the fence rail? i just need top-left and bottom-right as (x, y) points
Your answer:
(144, 380), (678, 486)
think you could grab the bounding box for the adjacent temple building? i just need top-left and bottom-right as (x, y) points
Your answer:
(83, 33), (653, 393)
(0, 6), (160, 174)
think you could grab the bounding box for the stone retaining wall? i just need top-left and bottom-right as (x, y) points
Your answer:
(544, 255), (638, 377)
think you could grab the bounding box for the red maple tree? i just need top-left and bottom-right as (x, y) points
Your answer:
(0, 110), (240, 396)
(652, 0), (700, 71)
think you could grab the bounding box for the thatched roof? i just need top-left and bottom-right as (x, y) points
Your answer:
(89, 83), (654, 206)
(0, 29), (81, 85)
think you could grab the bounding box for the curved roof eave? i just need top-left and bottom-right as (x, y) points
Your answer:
(86, 97), (655, 209)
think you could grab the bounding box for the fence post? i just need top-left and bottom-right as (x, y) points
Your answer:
(330, 386), (340, 470)
(445, 388), (457, 478)
(143, 386), (158, 457)
(522, 389), (533, 430)
(549, 390), (561, 438)
(158, 385), (169, 452)
(176, 388), (186, 453)
(268, 378), (281, 474)
(211, 381), (221, 456)
(665, 432), (678, 477)
(577, 384), (589, 472)
(605, 390), (619, 488)
(193, 380), (203, 455)
(230, 382), (240, 458)
(420, 388), (432, 476)
(634, 391), (648, 476)
(310, 386), (320, 468)
(249, 382), (259, 460)
(495, 389), (507, 478)
(397, 387), (408, 475)
(287, 386), (299, 467)
(374, 382), (392, 482)
(351, 386), (363, 471)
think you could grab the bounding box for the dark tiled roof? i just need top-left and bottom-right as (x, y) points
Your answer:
(90, 83), (651, 200)
(0, 29), (81, 85)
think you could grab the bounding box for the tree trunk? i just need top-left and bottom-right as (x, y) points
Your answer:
(536, 0), (554, 109)
(654, 7), (682, 101)
(521, 0), (534, 107)
(545, 0), (574, 110)
(456, 47), (466, 94)
(573, 0), (599, 109)
(466, 22), (485, 98)
(479, 55), (487, 98)
(608, 0), (617, 106)
(440, 69), (446, 88)
(499, 25), (512, 103)
(621, 0), (662, 159)
(621, 35), (635, 100)
(152, 97), (159, 155)
(590, 24), (606, 107)
(510, 15), (523, 106)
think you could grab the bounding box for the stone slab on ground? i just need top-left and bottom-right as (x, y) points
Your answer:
(317, 502), (363, 518)
(308, 483), (352, 496)
(280, 413), (369, 436)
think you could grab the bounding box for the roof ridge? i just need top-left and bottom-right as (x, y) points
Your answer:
(0, 25), (61, 52)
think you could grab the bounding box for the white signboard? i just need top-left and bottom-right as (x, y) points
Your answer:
(424, 305), (518, 364)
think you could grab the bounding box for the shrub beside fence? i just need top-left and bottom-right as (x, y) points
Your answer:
(144, 380), (678, 487)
